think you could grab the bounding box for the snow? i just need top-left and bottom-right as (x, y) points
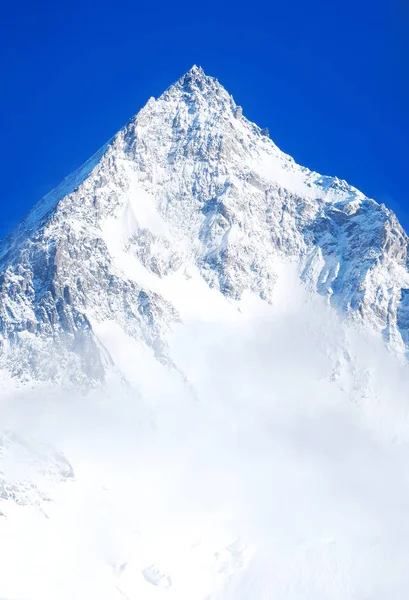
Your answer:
(1, 65), (409, 598)
(2, 270), (409, 599)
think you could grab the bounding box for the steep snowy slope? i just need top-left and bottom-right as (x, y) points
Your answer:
(1, 65), (409, 387)
(2, 66), (409, 600)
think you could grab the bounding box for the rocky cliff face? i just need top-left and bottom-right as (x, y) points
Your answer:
(1, 65), (408, 387)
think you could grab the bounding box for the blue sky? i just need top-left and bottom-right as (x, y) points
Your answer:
(1, 0), (408, 239)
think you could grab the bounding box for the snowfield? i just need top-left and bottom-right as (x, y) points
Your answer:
(2, 267), (409, 599)
(1, 66), (409, 598)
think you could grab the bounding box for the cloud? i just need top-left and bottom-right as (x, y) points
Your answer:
(1, 274), (409, 598)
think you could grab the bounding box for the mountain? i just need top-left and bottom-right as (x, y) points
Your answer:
(1, 64), (408, 388)
(2, 67), (409, 600)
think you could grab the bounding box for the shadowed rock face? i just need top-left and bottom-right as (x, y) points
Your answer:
(1, 66), (409, 387)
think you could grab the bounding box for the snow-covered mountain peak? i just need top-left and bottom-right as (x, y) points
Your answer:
(177, 64), (209, 86)
(167, 64), (227, 96)
(185, 63), (206, 77)
(1, 68), (409, 387)
(3, 68), (409, 600)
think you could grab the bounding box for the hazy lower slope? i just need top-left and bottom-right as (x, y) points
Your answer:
(1, 271), (409, 600)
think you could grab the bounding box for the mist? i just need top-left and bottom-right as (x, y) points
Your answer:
(1, 269), (409, 599)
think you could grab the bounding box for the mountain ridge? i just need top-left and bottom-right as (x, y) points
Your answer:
(1, 65), (408, 387)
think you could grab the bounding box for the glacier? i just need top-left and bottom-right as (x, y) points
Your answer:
(1, 65), (409, 599)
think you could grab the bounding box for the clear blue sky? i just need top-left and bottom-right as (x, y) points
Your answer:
(1, 0), (408, 239)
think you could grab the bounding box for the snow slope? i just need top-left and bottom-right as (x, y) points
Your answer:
(1, 66), (409, 599)
(1, 65), (409, 387)
(2, 272), (409, 599)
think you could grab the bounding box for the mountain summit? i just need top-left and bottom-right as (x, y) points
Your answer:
(2, 68), (409, 600)
(1, 67), (408, 387)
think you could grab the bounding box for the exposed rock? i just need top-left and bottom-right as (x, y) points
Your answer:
(1, 66), (409, 386)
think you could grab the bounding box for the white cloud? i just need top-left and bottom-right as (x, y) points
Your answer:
(1, 269), (409, 599)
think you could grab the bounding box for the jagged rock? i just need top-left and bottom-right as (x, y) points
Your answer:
(1, 65), (409, 386)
